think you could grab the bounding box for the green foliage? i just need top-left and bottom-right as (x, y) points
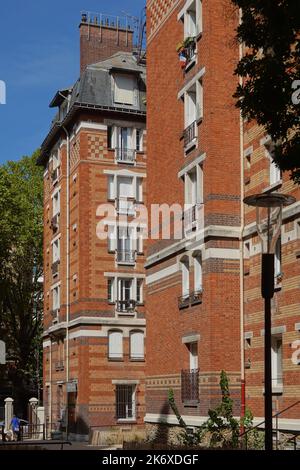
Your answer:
(0, 151), (43, 411)
(202, 371), (240, 448)
(232, 0), (300, 183)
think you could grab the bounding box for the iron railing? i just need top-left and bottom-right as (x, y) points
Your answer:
(239, 399), (300, 450)
(117, 250), (136, 264)
(183, 120), (197, 148)
(51, 260), (60, 277)
(184, 38), (197, 66)
(115, 385), (136, 420)
(184, 204), (197, 231)
(55, 361), (65, 372)
(116, 299), (136, 313)
(181, 369), (199, 404)
(115, 148), (136, 164)
(50, 214), (59, 232)
(178, 290), (203, 309)
(116, 198), (135, 215)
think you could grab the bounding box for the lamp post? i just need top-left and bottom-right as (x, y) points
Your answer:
(243, 192), (295, 451)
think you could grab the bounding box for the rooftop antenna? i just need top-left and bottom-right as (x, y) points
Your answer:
(122, 8), (146, 64)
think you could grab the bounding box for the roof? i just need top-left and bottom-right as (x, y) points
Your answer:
(38, 52), (146, 166)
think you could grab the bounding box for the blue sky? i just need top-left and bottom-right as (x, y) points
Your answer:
(0, 0), (145, 164)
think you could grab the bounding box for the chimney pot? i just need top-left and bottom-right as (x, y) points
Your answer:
(81, 13), (87, 23)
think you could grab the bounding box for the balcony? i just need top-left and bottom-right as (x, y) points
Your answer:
(178, 290), (203, 309)
(116, 299), (136, 314)
(117, 250), (136, 265)
(55, 361), (64, 372)
(177, 37), (197, 70)
(178, 295), (190, 310)
(115, 148), (136, 164)
(50, 214), (59, 232)
(181, 369), (199, 404)
(116, 198), (135, 216)
(184, 204), (197, 232)
(183, 121), (197, 149)
(51, 260), (60, 277)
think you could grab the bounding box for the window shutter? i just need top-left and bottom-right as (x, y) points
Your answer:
(114, 75), (135, 105)
(130, 332), (144, 360)
(136, 178), (143, 202)
(108, 175), (115, 200)
(109, 331), (123, 359)
(118, 177), (134, 198)
(108, 226), (116, 252)
(107, 279), (114, 302)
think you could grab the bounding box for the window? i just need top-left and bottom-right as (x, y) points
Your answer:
(53, 190), (60, 216)
(117, 176), (134, 199)
(53, 285), (60, 311)
(183, 0), (202, 38)
(117, 226), (135, 264)
(267, 144), (281, 186)
(184, 165), (203, 231)
(52, 238), (60, 263)
(193, 254), (202, 292)
(183, 80), (203, 149)
(136, 279), (143, 304)
(188, 342), (198, 371)
(181, 258), (190, 297)
(117, 279), (133, 312)
(108, 175), (115, 201)
(107, 225), (116, 253)
(107, 126), (113, 149)
(271, 335), (283, 388)
(136, 227), (144, 254)
(185, 85), (197, 129)
(52, 152), (60, 170)
(136, 178), (143, 203)
(274, 237), (282, 280)
(114, 74), (137, 106)
(116, 384), (136, 420)
(108, 331), (123, 360)
(130, 331), (144, 360)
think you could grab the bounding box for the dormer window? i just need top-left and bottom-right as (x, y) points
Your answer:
(114, 74), (138, 106)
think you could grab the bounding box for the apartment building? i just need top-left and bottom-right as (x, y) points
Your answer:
(145, 0), (242, 436)
(38, 13), (147, 440)
(145, 0), (300, 440)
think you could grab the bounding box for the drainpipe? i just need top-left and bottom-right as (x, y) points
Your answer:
(238, 8), (246, 429)
(62, 124), (70, 437)
(49, 339), (52, 438)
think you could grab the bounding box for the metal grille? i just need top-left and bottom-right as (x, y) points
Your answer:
(117, 250), (135, 264)
(184, 204), (197, 231)
(181, 369), (199, 404)
(116, 299), (136, 313)
(116, 148), (136, 163)
(184, 121), (197, 147)
(116, 385), (135, 420)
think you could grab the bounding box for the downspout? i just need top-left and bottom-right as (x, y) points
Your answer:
(49, 339), (52, 438)
(238, 8), (246, 427)
(62, 124), (70, 436)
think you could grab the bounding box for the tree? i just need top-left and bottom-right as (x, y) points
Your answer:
(0, 151), (43, 415)
(232, 0), (300, 182)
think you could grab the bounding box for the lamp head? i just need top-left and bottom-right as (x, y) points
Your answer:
(244, 193), (296, 254)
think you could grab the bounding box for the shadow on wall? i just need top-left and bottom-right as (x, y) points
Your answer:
(151, 400), (171, 446)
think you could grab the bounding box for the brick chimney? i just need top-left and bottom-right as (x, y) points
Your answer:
(80, 12), (134, 74)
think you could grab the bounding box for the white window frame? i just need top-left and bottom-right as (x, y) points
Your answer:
(193, 254), (202, 292)
(271, 334), (283, 389)
(116, 384), (136, 421)
(52, 236), (61, 263)
(181, 258), (190, 297)
(52, 188), (61, 217)
(52, 284), (61, 311)
(188, 342), (198, 371)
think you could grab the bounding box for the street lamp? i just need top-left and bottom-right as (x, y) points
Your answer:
(243, 192), (295, 451)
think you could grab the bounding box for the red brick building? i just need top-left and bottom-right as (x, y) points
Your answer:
(39, 13), (147, 441)
(145, 0), (300, 440)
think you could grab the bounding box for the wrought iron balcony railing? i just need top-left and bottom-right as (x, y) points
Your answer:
(50, 214), (60, 232)
(117, 250), (136, 265)
(181, 369), (199, 404)
(116, 299), (136, 313)
(55, 361), (64, 372)
(183, 121), (197, 148)
(116, 198), (135, 215)
(184, 204), (197, 231)
(51, 260), (60, 277)
(178, 290), (203, 309)
(178, 295), (190, 310)
(115, 148), (136, 164)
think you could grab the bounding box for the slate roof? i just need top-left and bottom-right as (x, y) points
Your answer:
(38, 52), (146, 166)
